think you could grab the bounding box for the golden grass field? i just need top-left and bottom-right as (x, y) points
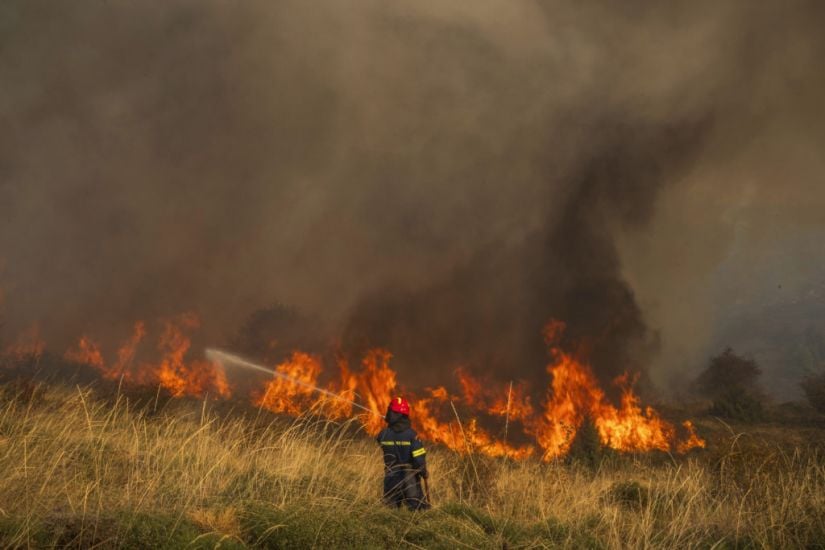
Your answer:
(0, 380), (823, 549)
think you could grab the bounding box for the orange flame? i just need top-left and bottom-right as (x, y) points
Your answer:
(113, 321), (146, 376)
(254, 349), (399, 432)
(414, 385), (536, 459)
(65, 315), (230, 398)
(58, 314), (703, 460)
(254, 351), (322, 415)
(5, 324), (45, 361)
(65, 336), (105, 370)
(342, 349), (398, 433)
(523, 321), (705, 459)
(150, 314), (224, 397)
(676, 420), (706, 454)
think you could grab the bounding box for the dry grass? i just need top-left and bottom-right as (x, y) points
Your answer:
(0, 381), (823, 548)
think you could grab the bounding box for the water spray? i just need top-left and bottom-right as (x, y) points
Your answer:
(205, 348), (381, 416)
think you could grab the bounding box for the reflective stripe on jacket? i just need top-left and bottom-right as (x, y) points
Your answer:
(376, 427), (427, 475)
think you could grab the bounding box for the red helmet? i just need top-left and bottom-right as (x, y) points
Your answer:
(388, 396), (410, 415)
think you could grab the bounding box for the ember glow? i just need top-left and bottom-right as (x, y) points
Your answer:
(29, 315), (704, 460)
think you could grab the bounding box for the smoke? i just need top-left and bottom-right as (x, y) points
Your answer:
(1, 1), (823, 393)
(341, 116), (710, 389)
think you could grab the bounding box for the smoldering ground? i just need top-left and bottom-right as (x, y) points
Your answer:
(1, 1), (823, 395)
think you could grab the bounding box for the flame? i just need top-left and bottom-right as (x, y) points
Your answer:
(254, 348), (399, 432)
(65, 315), (230, 398)
(151, 313), (222, 397)
(342, 349), (398, 433)
(676, 420), (706, 453)
(47, 313), (705, 461)
(5, 324), (45, 361)
(113, 321), (146, 376)
(65, 336), (105, 370)
(523, 321), (705, 459)
(489, 382), (534, 422)
(457, 367), (535, 422)
(414, 385), (536, 459)
(254, 351), (323, 415)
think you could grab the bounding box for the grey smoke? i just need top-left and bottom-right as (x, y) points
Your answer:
(1, 0), (823, 396)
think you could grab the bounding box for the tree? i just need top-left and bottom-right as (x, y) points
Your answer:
(694, 348), (765, 422)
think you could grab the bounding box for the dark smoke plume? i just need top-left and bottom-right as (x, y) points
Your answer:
(1, 0), (823, 394)
(342, 117), (711, 388)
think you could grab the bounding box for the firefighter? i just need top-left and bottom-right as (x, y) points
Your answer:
(376, 396), (430, 511)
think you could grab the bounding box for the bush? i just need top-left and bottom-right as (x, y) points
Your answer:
(801, 372), (825, 415)
(709, 388), (765, 423)
(695, 349), (765, 422)
(695, 348), (761, 396)
(567, 416), (606, 469)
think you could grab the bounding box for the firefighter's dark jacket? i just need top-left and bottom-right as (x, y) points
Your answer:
(376, 410), (428, 478)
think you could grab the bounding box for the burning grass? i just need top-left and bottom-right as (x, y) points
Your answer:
(53, 315), (704, 462)
(0, 380), (822, 549)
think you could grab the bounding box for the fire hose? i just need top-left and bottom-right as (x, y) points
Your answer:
(206, 348), (381, 416)
(209, 348), (433, 507)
